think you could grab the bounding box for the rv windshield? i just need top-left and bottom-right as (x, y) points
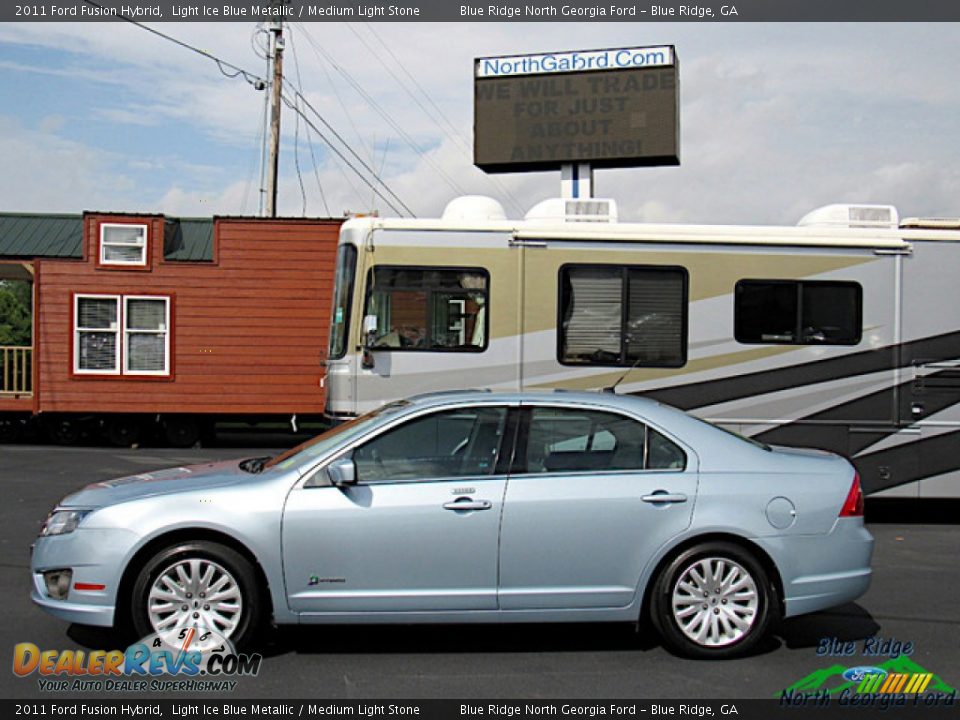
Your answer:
(329, 244), (358, 360)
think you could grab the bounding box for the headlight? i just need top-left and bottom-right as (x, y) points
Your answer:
(39, 510), (91, 537)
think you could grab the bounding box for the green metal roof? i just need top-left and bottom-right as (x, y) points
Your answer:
(0, 213), (83, 258)
(0, 213), (213, 262)
(164, 218), (214, 261)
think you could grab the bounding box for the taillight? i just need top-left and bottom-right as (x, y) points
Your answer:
(839, 472), (865, 517)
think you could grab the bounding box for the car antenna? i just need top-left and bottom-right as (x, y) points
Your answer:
(603, 350), (645, 394)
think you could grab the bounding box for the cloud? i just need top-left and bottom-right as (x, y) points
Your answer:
(0, 114), (137, 213)
(38, 114), (66, 133)
(2, 22), (959, 225)
(95, 106), (162, 127)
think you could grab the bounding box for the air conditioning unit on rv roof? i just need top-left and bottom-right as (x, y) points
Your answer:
(441, 196), (507, 221)
(525, 198), (618, 224)
(798, 204), (899, 229)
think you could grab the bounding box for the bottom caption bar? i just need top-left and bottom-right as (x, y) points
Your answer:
(5, 699), (957, 719)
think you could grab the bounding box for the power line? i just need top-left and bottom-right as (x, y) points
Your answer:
(287, 27), (331, 216)
(283, 29), (413, 215)
(287, 33), (308, 216)
(77, 6), (413, 217)
(250, 23), (270, 61)
(240, 73), (268, 216)
(289, 24), (372, 212)
(363, 23), (525, 216)
(256, 42), (272, 216)
(294, 23), (468, 199)
(293, 95), (308, 216)
(282, 80), (415, 217)
(280, 90), (409, 217)
(297, 25), (377, 169)
(82, 1), (267, 89)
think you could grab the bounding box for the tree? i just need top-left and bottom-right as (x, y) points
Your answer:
(0, 280), (31, 346)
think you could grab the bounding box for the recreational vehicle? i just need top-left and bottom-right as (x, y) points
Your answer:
(323, 196), (960, 498)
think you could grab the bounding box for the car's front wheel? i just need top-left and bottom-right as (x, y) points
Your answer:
(131, 540), (263, 651)
(651, 541), (777, 659)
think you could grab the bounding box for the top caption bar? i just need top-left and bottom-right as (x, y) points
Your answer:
(6, 0), (960, 22)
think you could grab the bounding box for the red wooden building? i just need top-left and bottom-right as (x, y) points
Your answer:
(0, 212), (341, 445)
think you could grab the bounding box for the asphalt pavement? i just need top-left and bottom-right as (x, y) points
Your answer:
(1, 441), (957, 700)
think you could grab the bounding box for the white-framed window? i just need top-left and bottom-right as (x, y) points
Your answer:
(100, 223), (148, 266)
(124, 296), (170, 375)
(75, 295), (121, 374)
(73, 294), (171, 376)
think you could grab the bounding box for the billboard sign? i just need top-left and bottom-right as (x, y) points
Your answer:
(474, 45), (679, 173)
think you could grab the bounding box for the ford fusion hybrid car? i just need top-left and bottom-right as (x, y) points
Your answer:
(31, 391), (873, 658)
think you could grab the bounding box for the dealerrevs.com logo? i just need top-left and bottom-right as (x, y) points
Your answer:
(12, 629), (262, 692)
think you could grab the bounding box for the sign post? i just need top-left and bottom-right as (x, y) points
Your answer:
(560, 162), (594, 199)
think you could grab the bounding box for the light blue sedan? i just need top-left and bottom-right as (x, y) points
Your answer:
(31, 391), (873, 658)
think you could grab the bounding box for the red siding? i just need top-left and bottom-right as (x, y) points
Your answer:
(35, 215), (341, 415)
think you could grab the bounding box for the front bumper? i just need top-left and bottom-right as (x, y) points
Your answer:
(30, 526), (138, 628)
(30, 581), (115, 626)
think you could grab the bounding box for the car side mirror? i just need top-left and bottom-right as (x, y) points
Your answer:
(327, 457), (357, 487)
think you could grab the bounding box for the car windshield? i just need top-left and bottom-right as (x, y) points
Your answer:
(263, 401), (411, 471)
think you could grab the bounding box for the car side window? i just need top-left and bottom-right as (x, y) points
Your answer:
(353, 407), (508, 483)
(647, 428), (687, 470)
(521, 407), (647, 473)
(517, 407), (687, 474)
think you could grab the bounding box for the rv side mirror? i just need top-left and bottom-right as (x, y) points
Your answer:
(361, 348), (375, 370)
(362, 315), (378, 347)
(327, 457), (357, 487)
(361, 315), (378, 368)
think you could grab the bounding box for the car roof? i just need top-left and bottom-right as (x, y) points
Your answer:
(404, 388), (671, 415)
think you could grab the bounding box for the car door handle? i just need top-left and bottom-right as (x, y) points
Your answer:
(641, 492), (688, 504)
(443, 498), (493, 511)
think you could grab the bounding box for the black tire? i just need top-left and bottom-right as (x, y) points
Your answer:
(130, 541), (264, 651)
(650, 541), (778, 659)
(0, 418), (23, 443)
(44, 416), (83, 445)
(103, 415), (143, 447)
(163, 416), (201, 448)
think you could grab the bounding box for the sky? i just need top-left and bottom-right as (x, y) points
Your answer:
(0, 21), (958, 225)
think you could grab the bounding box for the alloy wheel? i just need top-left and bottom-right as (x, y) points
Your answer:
(147, 558), (243, 644)
(670, 557), (759, 647)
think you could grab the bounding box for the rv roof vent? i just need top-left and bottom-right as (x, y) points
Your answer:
(797, 204), (899, 229)
(441, 196), (507, 221)
(900, 217), (960, 230)
(525, 198), (618, 224)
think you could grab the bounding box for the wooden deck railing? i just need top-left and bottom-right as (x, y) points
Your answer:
(0, 346), (32, 395)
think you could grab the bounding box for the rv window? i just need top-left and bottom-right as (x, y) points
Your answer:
(734, 280), (861, 345)
(364, 266), (489, 352)
(329, 244), (357, 360)
(559, 265), (687, 367)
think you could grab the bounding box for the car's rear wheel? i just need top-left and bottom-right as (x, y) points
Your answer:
(131, 541), (263, 651)
(651, 541), (777, 659)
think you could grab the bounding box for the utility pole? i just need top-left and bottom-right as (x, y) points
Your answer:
(265, 14), (285, 218)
